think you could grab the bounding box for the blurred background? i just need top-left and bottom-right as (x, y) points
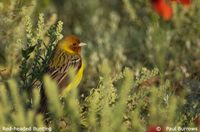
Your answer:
(1, 0), (199, 89)
(0, 0), (200, 130)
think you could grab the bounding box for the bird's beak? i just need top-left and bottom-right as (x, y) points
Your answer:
(79, 42), (87, 47)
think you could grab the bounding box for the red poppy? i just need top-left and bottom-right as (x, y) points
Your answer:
(147, 125), (165, 132)
(150, 0), (173, 20)
(171, 0), (191, 6)
(180, 0), (191, 5)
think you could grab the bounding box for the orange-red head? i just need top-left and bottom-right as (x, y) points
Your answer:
(58, 35), (86, 54)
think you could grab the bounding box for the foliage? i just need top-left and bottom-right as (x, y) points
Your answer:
(19, 14), (63, 93)
(0, 0), (36, 83)
(0, 62), (186, 132)
(0, 0), (200, 132)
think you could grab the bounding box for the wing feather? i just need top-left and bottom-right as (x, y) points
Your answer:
(47, 49), (82, 91)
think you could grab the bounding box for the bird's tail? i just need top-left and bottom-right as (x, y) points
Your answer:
(37, 85), (48, 114)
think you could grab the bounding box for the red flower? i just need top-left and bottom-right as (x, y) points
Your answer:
(150, 0), (173, 20)
(180, 0), (191, 5)
(147, 125), (165, 132)
(171, 0), (191, 6)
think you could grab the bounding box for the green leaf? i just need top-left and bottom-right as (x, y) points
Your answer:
(22, 45), (36, 59)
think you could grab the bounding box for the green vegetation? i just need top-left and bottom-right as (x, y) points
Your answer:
(0, 0), (200, 132)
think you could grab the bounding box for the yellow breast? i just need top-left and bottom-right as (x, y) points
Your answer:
(61, 62), (84, 96)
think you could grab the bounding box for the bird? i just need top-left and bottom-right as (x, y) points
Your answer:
(38, 35), (86, 113)
(48, 35), (86, 94)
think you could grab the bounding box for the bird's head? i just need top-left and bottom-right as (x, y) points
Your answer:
(58, 35), (86, 54)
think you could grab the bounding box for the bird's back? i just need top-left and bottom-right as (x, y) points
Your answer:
(37, 48), (83, 113)
(47, 48), (83, 92)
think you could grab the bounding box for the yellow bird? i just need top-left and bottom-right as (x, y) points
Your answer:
(48, 35), (86, 94)
(38, 35), (86, 113)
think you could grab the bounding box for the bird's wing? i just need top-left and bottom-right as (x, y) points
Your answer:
(47, 49), (82, 91)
